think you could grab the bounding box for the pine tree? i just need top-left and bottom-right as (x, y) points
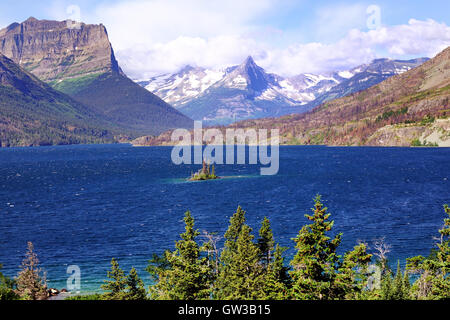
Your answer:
(149, 211), (211, 300)
(406, 205), (450, 299)
(101, 258), (127, 300)
(392, 261), (408, 300)
(220, 206), (246, 268)
(215, 207), (269, 299)
(263, 244), (291, 299)
(216, 224), (265, 299)
(258, 217), (275, 267)
(432, 204), (450, 298)
(289, 195), (342, 300)
(15, 242), (48, 300)
(380, 270), (394, 300)
(335, 243), (372, 299)
(125, 267), (147, 300)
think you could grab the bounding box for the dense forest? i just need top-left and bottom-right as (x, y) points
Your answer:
(1, 196), (449, 300)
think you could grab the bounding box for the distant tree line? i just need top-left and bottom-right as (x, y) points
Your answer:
(1, 196), (449, 300)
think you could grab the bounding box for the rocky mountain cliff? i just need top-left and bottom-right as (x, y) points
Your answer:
(0, 18), (193, 136)
(0, 17), (123, 82)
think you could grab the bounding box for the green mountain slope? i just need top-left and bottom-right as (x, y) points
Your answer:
(53, 71), (194, 134)
(0, 53), (119, 147)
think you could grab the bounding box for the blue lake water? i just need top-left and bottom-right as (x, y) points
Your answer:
(0, 144), (449, 293)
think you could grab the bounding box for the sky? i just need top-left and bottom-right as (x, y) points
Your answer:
(1, 0), (449, 79)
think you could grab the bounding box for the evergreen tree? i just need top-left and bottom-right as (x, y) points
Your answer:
(289, 195), (342, 300)
(406, 204), (450, 299)
(335, 243), (372, 299)
(392, 261), (409, 300)
(15, 242), (48, 300)
(258, 217), (275, 267)
(222, 206), (246, 264)
(431, 204), (450, 299)
(380, 270), (394, 300)
(101, 258), (127, 300)
(263, 244), (291, 299)
(380, 261), (410, 300)
(216, 224), (265, 299)
(125, 267), (147, 300)
(0, 264), (18, 300)
(148, 211), (211, 300)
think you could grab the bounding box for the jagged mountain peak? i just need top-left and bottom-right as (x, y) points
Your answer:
(138, 52), (429, 125)
(242, 55), (256, 66)
(222, 55), (274, 92)
(24, 16), (38, 22)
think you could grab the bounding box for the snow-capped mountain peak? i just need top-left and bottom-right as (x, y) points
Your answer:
(136, 56), (428, 124)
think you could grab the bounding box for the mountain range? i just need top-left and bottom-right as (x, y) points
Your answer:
(133, 46), (449, 147)
(137, 55), (428, 125)
(0, 17), (193, 143)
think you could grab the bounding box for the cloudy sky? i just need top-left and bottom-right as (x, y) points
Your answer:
(1, 0), (450, 79)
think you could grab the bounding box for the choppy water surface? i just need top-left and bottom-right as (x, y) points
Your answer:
(0, 144), (448, 292)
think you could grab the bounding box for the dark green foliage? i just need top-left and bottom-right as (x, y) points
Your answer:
(289, 195), (343, 299)
(0, 264), (18, 300)
(125, 267), (147, 300)
(148, 211), (212, 300)
(101, 258), (147, 300)
(380, 261), (410, 300)
(263, 244), (291, 299)
(101, 258), (127, 300)
(335, 243), (372, 299)
(58, 71), (193, 135)
(258, 217), (275, 267)
(411, 138), (438, 147)
(217, 224), (265, 299)
(376, 106), (408, 122)
(406, 205), (450, 299)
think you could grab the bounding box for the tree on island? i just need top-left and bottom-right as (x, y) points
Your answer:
(189, 160), (219, 181)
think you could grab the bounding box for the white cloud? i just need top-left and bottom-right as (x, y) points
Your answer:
(47, 0), (450, 78)
(260, 18), (450, 76)
(118, 18), (450, 79)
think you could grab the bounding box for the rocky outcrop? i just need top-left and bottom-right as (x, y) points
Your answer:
(0, 17), (123, 82)
(0, 17), (193, 137)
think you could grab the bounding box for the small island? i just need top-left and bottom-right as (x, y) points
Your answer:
(189, 160), (220, 181)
